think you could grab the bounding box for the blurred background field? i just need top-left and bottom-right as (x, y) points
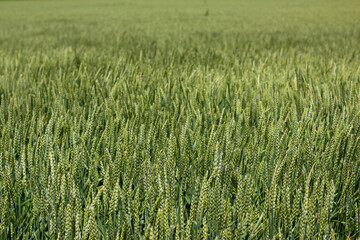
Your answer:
(1, 0), (360, 54)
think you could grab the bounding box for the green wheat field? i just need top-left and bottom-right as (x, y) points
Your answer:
(1, 0), (360, 239)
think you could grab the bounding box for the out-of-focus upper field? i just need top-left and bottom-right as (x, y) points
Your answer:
(1, 0), (360, 54)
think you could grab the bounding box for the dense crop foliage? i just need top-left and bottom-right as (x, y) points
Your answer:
(1, 0), (360, 239)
